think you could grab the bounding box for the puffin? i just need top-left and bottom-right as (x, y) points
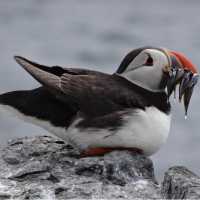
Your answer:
(0, 46), (198, 157)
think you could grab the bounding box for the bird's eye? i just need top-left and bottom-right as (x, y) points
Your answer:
(145, 55), (153, 66)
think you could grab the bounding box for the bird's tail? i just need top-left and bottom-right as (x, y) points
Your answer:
(0, 87), (76, 128)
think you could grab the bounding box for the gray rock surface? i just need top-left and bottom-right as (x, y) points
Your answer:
(161, 166), (200, 199)
(0, 135), (199, 199)
(0, 136), (161, 199)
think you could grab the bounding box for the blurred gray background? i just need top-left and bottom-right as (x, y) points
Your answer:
(0, 0), (199, 181)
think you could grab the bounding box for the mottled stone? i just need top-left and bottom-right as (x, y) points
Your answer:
(161, 166), (200, 199)
(0, 136), (199, 199)
(0, 136), (162, 199)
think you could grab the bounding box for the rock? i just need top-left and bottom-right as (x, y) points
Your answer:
(0, 135), (161, 199)
(161, 166), (200, 199)
(0, 135), (199, 199)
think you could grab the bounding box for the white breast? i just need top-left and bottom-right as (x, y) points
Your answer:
(66, 107), (171, 156)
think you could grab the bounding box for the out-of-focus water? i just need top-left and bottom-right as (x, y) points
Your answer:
(0, 0), (199, 180)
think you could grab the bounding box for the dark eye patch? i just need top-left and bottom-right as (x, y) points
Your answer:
(146, 55), (153, 66)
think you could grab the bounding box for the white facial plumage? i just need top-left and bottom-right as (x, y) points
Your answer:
(118, 49), (170, 92)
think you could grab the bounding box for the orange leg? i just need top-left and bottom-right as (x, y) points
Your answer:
(81, 147), (143, 157)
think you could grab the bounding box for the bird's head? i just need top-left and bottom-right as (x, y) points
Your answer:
(116, 46), (199, 115)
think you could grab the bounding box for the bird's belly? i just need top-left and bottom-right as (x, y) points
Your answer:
(0, 104), (171, 156)
(66, 107), (171, 156)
